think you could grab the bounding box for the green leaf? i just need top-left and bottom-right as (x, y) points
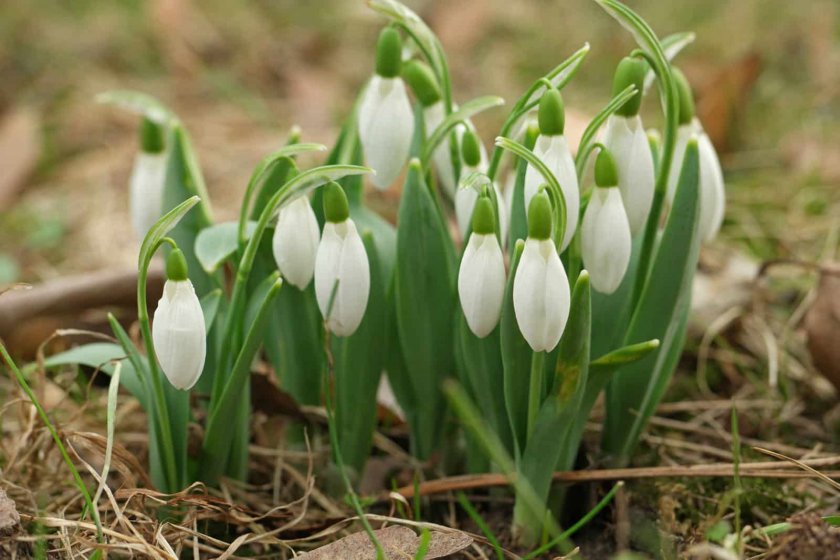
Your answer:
(195, 221), (257, 273)
(602, 140), (702, 464)
(200, 289), (223, 335)
(394, 159), (457, 459)
(333, 232), (387, 474)
(500, 240), (530, 456)
(590, 339), (660, 369)
(515, 272), (591, 546)
(96, 90), (174, 123)
(644, 31), (696, 93)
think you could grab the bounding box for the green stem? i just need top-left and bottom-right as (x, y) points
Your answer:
(526, 351), (545, 442)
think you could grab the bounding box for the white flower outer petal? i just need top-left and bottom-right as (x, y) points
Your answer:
(129, 152), (167, 240)
(152, 280), (207, 390)
(581, 188), (632, 294)
(358, 76), (414, 190)
(458, 233), (506, 337)
(513, 238), (571, 352)
(524, 135), (580, 250)
(603, 115), (655, 236)
(272, 196), (320, 289)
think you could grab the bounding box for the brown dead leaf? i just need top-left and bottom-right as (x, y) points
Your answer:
(0, 107), (40, 211)
(299, 525), (472, 559)
(0, 490), (20, 534)
(804, 264), (840, 392)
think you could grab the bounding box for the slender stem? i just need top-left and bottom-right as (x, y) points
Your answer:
(526, 351), (545, 442)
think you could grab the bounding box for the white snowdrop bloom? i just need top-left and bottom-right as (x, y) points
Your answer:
(454, 130), (505, 240)
(581, 148), (632, 294)
(458, 197), (505, 337)
(272, 195), (320, 289)
(314, 183), (370, 337)
(152, 250), (206, 391)
(602, 114), (655, 236)
(129, 118), (167, 240)
(424, 101), (457, 196)
(513, 192), (571, 352)
(358, 28), (414, 191)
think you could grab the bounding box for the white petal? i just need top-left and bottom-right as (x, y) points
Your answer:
(152, 280), (206, 390)
(358, 76), (414, 190)
(581, 188), (632, 294)
(603, 115), (655, 236)
(665, 124), (694, 206)
(129, 152), (167, 240)
(455, 181), (478, 238)
(524, 135), (580, 250)
(697, 130), (726, 242)
(458, 234), (506, 337)
(272, 196), (320, 289)
(425, 102), (456, 197)
(513, 238), (570, 352)
(315, 219), (370, 336)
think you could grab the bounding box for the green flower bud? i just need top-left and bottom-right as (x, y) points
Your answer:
(594, 148), (619, 188)
(612, 56), (648, 117)
(402, 60), (441, 107)
(471, 195), (496, 235)
(673, 68), (695, 126)
(375, 27), (402, 79)
(461, 128), (482, 168)
(166, 248), (189, 281)
(140, 117), (165, 154)
(538, 88), (565, 136)
(323, 181), (350, 223)
(527, 190), (552, 240)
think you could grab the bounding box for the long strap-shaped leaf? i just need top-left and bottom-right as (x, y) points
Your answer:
(602, 140), (701, 465)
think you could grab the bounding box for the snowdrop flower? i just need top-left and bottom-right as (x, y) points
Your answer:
(458, 195), (506, 337)
(666, 69), (726, 242)
(514, 191), (571, 352)
(602, 57), (655, 236)
(315, 182), (370, 337)
(524, 89), (579, 251)
(129, 118), (167, 240)
(272, 195), (320, 289)
(152, 249), (206, 390)
(358, 28), (414, 191)
(454, 130), (506, 241)
(581, 149), (632, 294)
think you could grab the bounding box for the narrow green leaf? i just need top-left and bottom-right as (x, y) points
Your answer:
(195, 221), (257, 273)
(96, 89), (174, 123)
(501, 240), (530, 456)
(590, 339), (660, 368)
(644, 31), (696, 92)
(200, 289), (223, 335)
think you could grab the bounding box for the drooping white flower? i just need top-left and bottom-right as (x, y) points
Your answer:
(524, 89), (579, 251)
(458, 197), (505, 337)
(513, 192), (571, 352)
(152, 250), (206, 391)
(272, 195), (320, 289)
(314, 183), (370, 337)
(424, 101), (457, 195)
(129, 118), (167, 240)
(357, 28), (414, 191)
(454, 130), (505, 241)
(666, 119), (726, 242)
(602, 114), (655, 236)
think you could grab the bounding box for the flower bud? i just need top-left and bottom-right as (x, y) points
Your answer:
(272, 195), (320, 290)
(403, 59), (441, 107)
(152, 249), (206, 390)
(130, 117), (167, 240)
(673, 68), (696, 126)
(458, 197), (505, 337)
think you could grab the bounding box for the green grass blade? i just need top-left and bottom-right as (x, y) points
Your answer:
(501, 240), (530, 457)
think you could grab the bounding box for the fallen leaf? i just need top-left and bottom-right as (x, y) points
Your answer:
(299, 525), (472, 559)
(0, 107), (40, 211)
(0, 490), (19, 534)
(804, 264), (840, 392)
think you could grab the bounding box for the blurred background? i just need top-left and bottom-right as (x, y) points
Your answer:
(0, 0), (837, 293)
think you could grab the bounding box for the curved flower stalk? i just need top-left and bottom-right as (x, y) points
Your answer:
(601, 57), (656, 236)
(458, 195), (506, 337)
(272, 195), (320, 289)
(129, 118), (168, 240)
(513, 191), (571, 352)
(315, 182), (371, 336)
(666, 69), (725, 242)
(524, 89), (579, 251)
(581, 149), (632, 294)
(358, 28), (414, 191)
(152, 248), (207, 390)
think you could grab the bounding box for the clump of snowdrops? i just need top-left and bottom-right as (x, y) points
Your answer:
(42, 0), (725, 547)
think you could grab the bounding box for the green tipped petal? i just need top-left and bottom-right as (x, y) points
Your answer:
(673, 68), (695, 126)
(594, 148), (619, 187)
(527, 190), (552, 240)
(375, 27), (402, 78)
(462, 129), (482, 167)
(538, 89), (565, 136)
(140, 117), (165, 154)
(403, 60), (441, 107)
(471, 195), (496, 235)
(322, 181), (349, 223)
(166, 248), (189, 281)
(612, 56), (648, 117)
